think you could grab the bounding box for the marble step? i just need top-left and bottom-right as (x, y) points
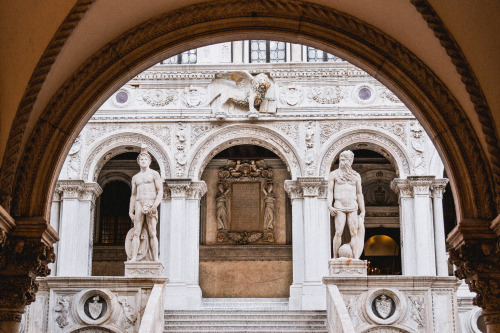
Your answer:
(201, 298), (289, 310)
(164, 309), (327, 332)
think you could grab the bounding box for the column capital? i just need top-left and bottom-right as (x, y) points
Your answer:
(186, 181), (207, 200)
(56, 180), (102, 202)
(391, 178), (413, 198)
(431, 178), (449, 198)
(407, 176), (435, 195)
(165, 179), (192, 198)
(284, 180), (303, 200)
(297, 177), (324, 197)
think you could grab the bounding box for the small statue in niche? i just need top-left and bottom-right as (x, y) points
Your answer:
(126, 145), (163, 262)
(327, 150), (366, 259)
(262, 182), (276, 230)
(215, 182), (230, 230)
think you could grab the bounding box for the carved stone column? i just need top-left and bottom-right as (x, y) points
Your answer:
(391, 179), (416, 275)
(0, 212), (57, 332)
(56, 180), (102, 276)
(431, 178), (449, 276)
(284, 180), (304, 310)
(164, 179), (207, 310)
(185, 181), (207, 309)
(409, 176), (436, 275)
(48, 188), (62, 275)
(448, 216), (500, 333)
(297, 177), (330, 310)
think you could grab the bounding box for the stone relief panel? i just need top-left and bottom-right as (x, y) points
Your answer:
(182, 86), (208, 108)
(279, 85), (303, 106)
(215, 160), (276, 244)
(379, 88), (402, 104)
(409, 122), (426, 175)
(141, 88), (177, 107)
(67, 135), (82, 180)
(188, 126), (301, 179)
(174, 122), (188, 177)
(190, 124), (222, 147)
(308, 86), (344, 104)
(270, 123), (300, 146)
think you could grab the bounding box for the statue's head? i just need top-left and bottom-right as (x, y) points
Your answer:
(137, 144), (152, 167)
(339, 150), (355, 167)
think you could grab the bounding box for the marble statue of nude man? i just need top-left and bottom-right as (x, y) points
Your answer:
(327, 150), (365, 259)
(128, 145), (163, 262)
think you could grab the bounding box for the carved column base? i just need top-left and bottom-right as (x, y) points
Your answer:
(328, 258), (367, 276)
(124, 261), (163, 277)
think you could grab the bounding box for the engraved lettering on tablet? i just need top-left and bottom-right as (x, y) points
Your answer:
(231, 182), (260, 231)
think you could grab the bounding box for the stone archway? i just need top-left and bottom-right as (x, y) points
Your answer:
(188, 125), (302, 180)
(2, 1), (495, 224)
(319, 129), (411, 179)
(0, 0), (498, 329)
(82, 131), (173, 182)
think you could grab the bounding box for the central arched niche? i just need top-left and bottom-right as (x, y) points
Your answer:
(330, 147), (401, 275)
(92, 151), (161, 276)
(199, 144), (292, 298)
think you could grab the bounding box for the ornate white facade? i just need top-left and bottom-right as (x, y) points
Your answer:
(25, 42), (481, 333)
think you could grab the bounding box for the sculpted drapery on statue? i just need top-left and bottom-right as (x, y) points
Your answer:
(327, 150), (366, 259)
(126, 145), (163, 262)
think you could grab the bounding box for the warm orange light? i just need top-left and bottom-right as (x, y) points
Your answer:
(364, 235), (398, 256)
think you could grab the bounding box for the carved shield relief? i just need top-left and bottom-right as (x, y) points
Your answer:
(373, 295), (395, 319)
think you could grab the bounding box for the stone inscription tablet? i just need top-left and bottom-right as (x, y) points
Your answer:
(231, 182), (261, 231)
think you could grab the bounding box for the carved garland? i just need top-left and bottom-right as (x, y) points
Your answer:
(319, 131), (411, 177)
(188, 126), (301, 179)
(3, 0), (495, 222)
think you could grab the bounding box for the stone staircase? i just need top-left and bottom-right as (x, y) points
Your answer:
(164, 298), (328, 332)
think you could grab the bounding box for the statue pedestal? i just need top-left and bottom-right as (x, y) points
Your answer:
(124, 261), (163, 278)
(328, 258), (367, 276)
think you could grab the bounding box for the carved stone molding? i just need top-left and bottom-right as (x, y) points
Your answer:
(319, 130), (411, 178)
(165, 179), (192, 198)
(81, 132), (172, 181)
(411, 0), (500, 210)
(188, 125), (301, 179)
(284, 180), (303, 200)
(430, 178), (449, 199)
(297, 177), (323, 197)
(0, 0), (95, 213)
(200, 244), (292, 261)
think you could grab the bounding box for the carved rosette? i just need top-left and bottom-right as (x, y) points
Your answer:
(297, 177), (323, 197)
(449, 240), (500, 324)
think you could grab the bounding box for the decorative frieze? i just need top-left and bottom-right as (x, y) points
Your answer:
(141, 88), (177, 106)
